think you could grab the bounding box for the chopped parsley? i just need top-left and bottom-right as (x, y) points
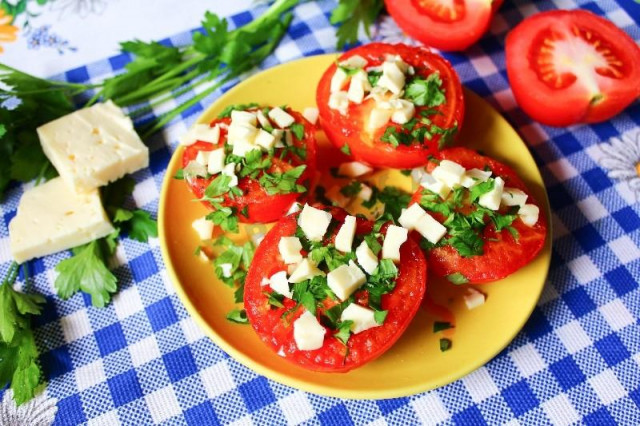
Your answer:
(290, 122), (305, 140)
(218, 103), (260, 118)
(258, 165), (307, 195)
(334, 320), (353, 345)
(405, 73), (446, 108)
(446, 273), (469, 285)
(362, 186), (411, 221)
(367, 70), (382, 86)
(340, 143), (351, 155)
(433, 321), (453, 332)
(439, 338), (452, 352)
(226, 309), (249, 324)
(340, 181), (362, 197)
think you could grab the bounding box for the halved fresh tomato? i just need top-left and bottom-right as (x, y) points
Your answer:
(316, 43), (464, 169)
(385, 0), (504, 51)
(181, 107), (317, 223)
(244, 207), (427, 372)
(409, 147), (547, 283)
(506, 10), (640, 127)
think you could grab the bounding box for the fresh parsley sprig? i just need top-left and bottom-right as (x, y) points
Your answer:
(330, 0), (384, 49)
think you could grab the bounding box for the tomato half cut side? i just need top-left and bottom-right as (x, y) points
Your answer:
(409, 147), (547, 283)
(181, 106), (317, 223)
(244, 207), (427, 372)
(385, 0), (503, 51)
(316, 43), (464, 169)
(506, 10), (640, 127)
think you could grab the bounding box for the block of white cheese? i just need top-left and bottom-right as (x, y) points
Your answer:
(420, 173), (451, 199)
(268, 107), (295, 129)
(398, 203), (427, 231)
(302, 107), (319, 125)
(338, 162), (373, 177)
(518, 204), (540, 227)
(179, 123), (220, 146)
(357, 184), (373, 202)
(293, 310), (326, 351)
(391, 99), (415, 125)
(501, 187), (528, 207)
(327, 261), (367, 301)
(331, 67), (349, 93)
(329, 91), (349, 115)
(37, 100), (149, 192)
(9, 177), (115, 263)
(431, 160), (466, 189)
(269, 271), (292, 298)
(288, 258), (325, 283)
(461, 168), (492, 188)
(340, 303), (380, 334)
(355, 241), (378, 274)
(278, 237), (303, 265)
(478, 177), (505, 211)
(339, 54), (368, 69)
(382, 225), (408, 262)
(192, 217), (214, 240)
(334, 215), (357, 253)
(298, 205), (332, 242)
(464, 288), (486, 310)
(207, 149), (226, 175)
(415, 213), (447, 244)
(219, 263), (233, 278)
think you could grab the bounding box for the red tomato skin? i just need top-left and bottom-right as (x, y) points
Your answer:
(316, 43), (464, 169)
(244, 207), (427, 372)
(506, 10), (640, 127)
(181, 108), (317, 223)
(385, 0), (503, 51)
(410, 148), (547, 283)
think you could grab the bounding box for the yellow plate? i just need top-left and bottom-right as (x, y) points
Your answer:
(158, 54), (552, 399)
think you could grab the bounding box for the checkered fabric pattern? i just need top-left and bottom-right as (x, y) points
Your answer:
(1, 0), (639, 424)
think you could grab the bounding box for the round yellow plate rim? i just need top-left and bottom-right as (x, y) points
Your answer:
(159, 54), (552, 400)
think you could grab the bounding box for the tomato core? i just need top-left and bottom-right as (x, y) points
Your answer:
(412, 0), (466, 22)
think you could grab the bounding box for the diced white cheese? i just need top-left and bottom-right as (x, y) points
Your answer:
(278, 236), (303, 265)
(335, 215), (357, 253)
(461, 168), (492, 188)
(368, 107), (393, 132)
(260, 277), (270, 286)
(256, 109), (271, 129)
(198, 251), (211, 262)
(293, 310), (326, 351)
(415, 213), (447, 244)
(272, 129), (285, 147)
(207, 148), (226, 175)
(302, 107), (319, 125)
(347, 70), (372, 104)
(227, 123), (258, 146)
(327, 261), (367, 301)
(420, 173), (451, 199)
(391, 99), (415, 124)
(219, 263), (233, 278)
(183, 160), (208, 179)
(287, 262), (298, 275)
(288, 258), (325, 283)
(231, 110), (257, 127)
(298, 205), (332, 242)
(268, 107), (295, 129)
(269, 271), (292, 298)
(222, 163), (238, 187)
(326, 185), (350, 208)
(287, 202), (302, 215)
(231, 138), (257, 158)
(337, 161), (373, 177)
(195, 150), (210, 166)
(411, 167), (426, 184)
(339, 54), (368, 69)
(501, 187), (528, 207)
(192, 217), (214, 240)
(340, 303), (380, 334)
(355, 241), (378, 275)
(478, 177), (505, 211)
(179, 123), (220, 146)
(432, 160), (466, 189)
(254, 129), (277, 150)
(519, 204), (540, 227)
(9, 177), (115, 263)
(357, 184), (373, 201)
(398, 203), (427, 231)
(376, 60), (405, 94)
(37, 101), (149, 192)
(382, 225), (408, 263)
(464, 288), (486, 310)
(329, 91), (350, 115)
(330, 67), (349, 93)
(384, 54), (410, 73)
(285, 129), (294, 146)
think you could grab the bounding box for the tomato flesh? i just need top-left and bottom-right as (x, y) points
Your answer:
(244, 207), (427, 372)
(181, 108), (317, 223)
(410, 148), (547, 283)
(386, 0), (503, 51)
(506, 10), (640, 126)
(316, 43), (464, 169)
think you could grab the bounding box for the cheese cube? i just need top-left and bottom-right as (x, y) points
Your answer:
(355, 241), (378, 274)
(293, 310), (326, 351)
(335, 215), (357, 253)
(478, 177), (505, 211)
(391, 99), (415, 124)
(219, 263), (233, 278)
(501, 187), (528, 207)
(287, 202), (302, 215)
(256, 109), (271, 129)
(339, 54), (368, 69)
(302, 107), (319, 125)
(377, 60), (406, 94)
(255, 129), (277, 150)
(179, 123), (220, 146)
(260, 277), (270, 286)
(183, 160), (208, 179)
(411, 167), (426, 184)
(37, 101), (149, 192)
(326, 185), (350, 208)
(398, 203), (427, 231)
(340, 303), (379, 334)
(207, 148), (226, 175)
(192, 217), (214, 240)
(464, 288), (486, 310)
(231, 138), (256, 158)
(337, 161), (373, 177)
(268, 107), (295, 128)
(9, 177), (115, 263)
(231, 110), (257, 126)
(347, 71), (371, 104)
(288, 258), (325, 283)
(222, 163), (238, 187)
(431, 160), (466, 189)
(195, 150), (210, 166)
(327, 261), (367, 301)
(278, 237), (303, 265)
(420, 173), (451, 199)
(415, 213), (447, 244)
(519, 204), (540, 227)
(269, 271), (292, 298)
(227, 123), (258, 146)
(329, 91), (350, 115)
(330, 67), (349, 93)
(287, 262), (298, 275)
(382, 225), (408, 263)
(461, 168), (492, 188)
(298, 205), (332, 241)
(384, 54), (410, 73)
(368, 108), (393, 132)
(357, 184), (373, 201)
(272, 129), (285, 147)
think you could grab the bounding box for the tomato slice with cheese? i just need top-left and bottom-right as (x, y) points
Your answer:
(407, 147), (547, 283)
(385, 0), (503, 51)
(244, 206), (427, 372)
(506, 10), (640, 127)
(316, 43), (464, 169)
(180, 106), (317, 224)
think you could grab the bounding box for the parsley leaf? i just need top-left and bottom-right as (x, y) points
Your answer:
(334, 320), (354, 345)
(218, 103), (260, 119)
(290, 122), (305, 140)
(440, 338), (452, 352)
(259, 165), (306, 195)
(405, 74), (446, 107)
(330, 0), (383, 49)
(374, 310), (388, 325)
(226, 309), (249, 324)
(446, 272), (469, 285)
(340, 144), (352, 155)
(364, 186), (411, 221)
(112, 208), (158, 242)
(340, 181), (362, 197)
(433, 321), (453, 332)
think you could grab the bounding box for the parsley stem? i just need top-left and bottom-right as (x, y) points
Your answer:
(3, 261), (19, 286)
(114, 67), (201, 106)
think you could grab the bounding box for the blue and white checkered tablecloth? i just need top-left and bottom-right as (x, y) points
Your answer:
(1, 0), (640, 424)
